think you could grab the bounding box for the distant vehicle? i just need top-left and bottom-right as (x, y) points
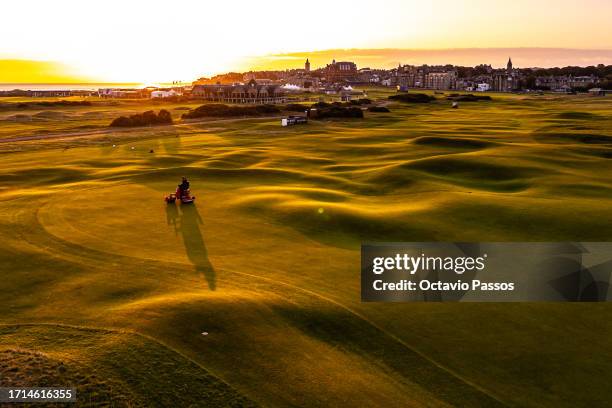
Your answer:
(281, 116), (308, 126)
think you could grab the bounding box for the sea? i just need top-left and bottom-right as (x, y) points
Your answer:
(0, 83), (177, 91)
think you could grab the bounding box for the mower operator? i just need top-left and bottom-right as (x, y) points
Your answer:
(178, 177), (190, 196)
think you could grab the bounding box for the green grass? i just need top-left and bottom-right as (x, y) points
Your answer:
(0, 97), (206, 140)
(0, 90), (611, 406)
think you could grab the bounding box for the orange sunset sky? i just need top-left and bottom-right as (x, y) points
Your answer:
(1, 0), (611, 83)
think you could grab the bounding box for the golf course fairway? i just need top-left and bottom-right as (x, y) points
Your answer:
(1, 92), (612, 407)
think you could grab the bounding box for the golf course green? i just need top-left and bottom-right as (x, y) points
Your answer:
(1, 90), (612, 406)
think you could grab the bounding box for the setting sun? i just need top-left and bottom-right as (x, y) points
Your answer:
(1, 0), (612, 82)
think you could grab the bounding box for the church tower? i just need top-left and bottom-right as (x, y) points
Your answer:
(507, 57), (513, 72)
(305, 58), (310, 72)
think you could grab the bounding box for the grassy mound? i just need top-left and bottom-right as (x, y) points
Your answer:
(534, 132), (612, 144)
(110, 110), (172, 127)
(282, 103), (309, 112)
(232, 195), (435, 245)
(5, 100), (92, 110)
(406, 156), (539, 182)
(368, 106), (391, 112)
(182, 104), (280, 119)
(388, 93), (435, 103)
(0, 325), (256, 407)
(311, 106), (364, 119)
(33, 111), (67, 119)
(311, 99), (370, 109)
(6, 114), (32, 122)
(412, 136), (493, 149)
(447, 94), (492, 102)
(348, 98), (372, 105)
(572, 147), (612, 159)
(0, 348), (138, 406)
(557, 111), (601, 120)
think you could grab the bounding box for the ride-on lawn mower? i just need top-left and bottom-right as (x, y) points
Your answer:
(165, 187), (195, 204)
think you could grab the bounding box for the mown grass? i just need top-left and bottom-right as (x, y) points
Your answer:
(0, 90), (611, 407)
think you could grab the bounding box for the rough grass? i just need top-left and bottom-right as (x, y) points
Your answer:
(0, 348), (138, 407)
(0, 325), (256, 407)
(0, 97), (206, 140)
(0, 90), (612, 407)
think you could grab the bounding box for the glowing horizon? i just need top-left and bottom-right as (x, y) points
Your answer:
(1, 0), (611, 83)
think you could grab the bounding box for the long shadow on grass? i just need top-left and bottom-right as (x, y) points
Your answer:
(271, 303), (506, 407)
(166, 204), (216, 290)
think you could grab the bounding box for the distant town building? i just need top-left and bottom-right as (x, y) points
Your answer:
(535, 76), (570, 91)
(354, 68), (389, 84)
(492, 57), (520, 92)
(243, 78), (277, 85)
(241, 73), (282, 84)
(325, 60), (358, 83)
(569, 75), (598, 88)
(396, 65), (423, 89)
(532, 74), (598, 91)
(475, 64), (494, 74)
(98, 88), (146, 98)
(0, 89), (78, 97)
(282, 58), (320, 90)
(30, 90), (73, 97)
(151, 90), (180, 98)
(396, 64), (457, 90)
(477, 83), (491, 92)
(0, 89), (91, 97)
(187, 56), (610, 95)
(284, 76), (320, 90)
(191, 79), (287, 104)
(425, 71), (457, 90)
